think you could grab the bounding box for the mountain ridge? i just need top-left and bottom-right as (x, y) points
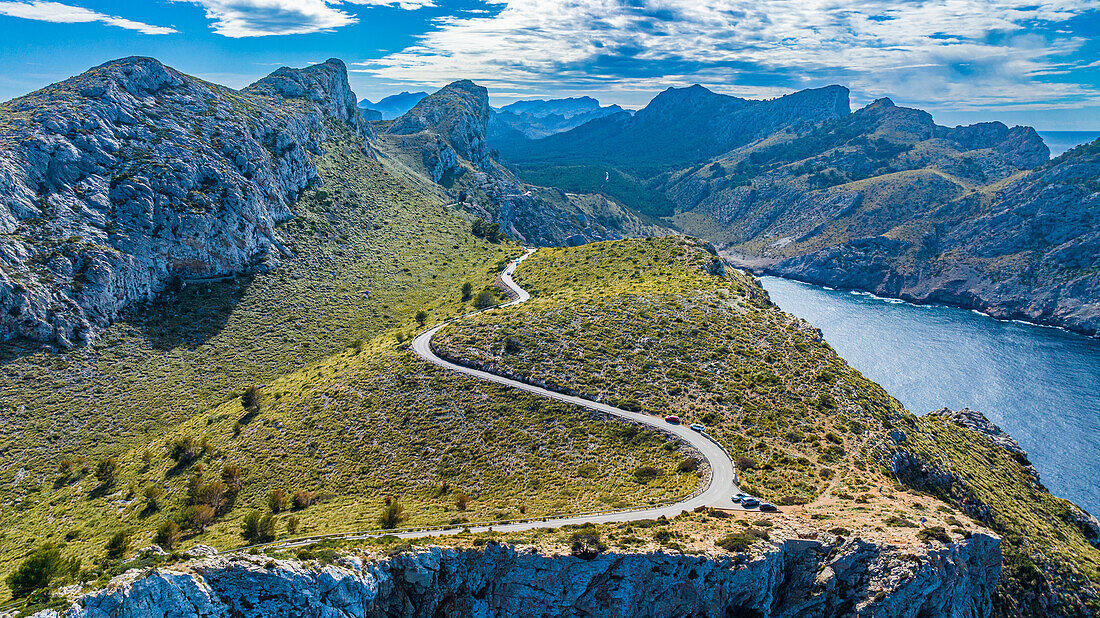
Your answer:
(0, 56), (363, 346)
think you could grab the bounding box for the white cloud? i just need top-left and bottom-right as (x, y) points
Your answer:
(0, 0), (177, 34)
(345, 0), (435, 9)
(175, 0), (433, 38)
(353, 0), (1100, 110)
(175, 0), (357, 37)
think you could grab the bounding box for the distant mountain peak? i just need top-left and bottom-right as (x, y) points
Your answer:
(359, 90), (429, 120)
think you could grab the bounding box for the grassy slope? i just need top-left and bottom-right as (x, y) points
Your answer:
(435, 237), (909, 504)
(902, 415), (1100, 615)
(0, 134), (695, 599)
(434, 236), (1100, 615)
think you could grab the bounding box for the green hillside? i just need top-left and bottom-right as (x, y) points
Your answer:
(433, 236), (1100, 615)
(0, 134), (696, 602)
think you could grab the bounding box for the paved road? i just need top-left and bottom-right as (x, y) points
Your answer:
(263, 249), (741, 550)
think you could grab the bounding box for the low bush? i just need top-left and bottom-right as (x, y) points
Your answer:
(632, 465), (662, 483)
(379, 501), (406, 529)
(917, 526), (952, 544)
(5, 544), (78, 599)
(104, 531), (130, 560)
(569, 532), (605, 559)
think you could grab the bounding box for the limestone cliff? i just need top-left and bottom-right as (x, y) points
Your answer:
(33, 535), (999, 618)
(0, 57), (363, 347)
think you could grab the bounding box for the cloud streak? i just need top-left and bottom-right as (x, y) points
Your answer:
(175, 0), (356, 37)
(0, 0), (177, 34)
(175, 0), (435, 38)
(354, 0), (1100, 110)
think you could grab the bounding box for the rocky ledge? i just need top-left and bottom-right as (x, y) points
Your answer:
(0, 56), (363, 347)
(31, 534), (999, 618)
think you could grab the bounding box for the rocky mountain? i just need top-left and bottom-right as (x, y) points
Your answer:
(498, 96), (610, 118)
(490, 96), (626, 139)
(374, 80), (667, 245)
(497, 84), (851, 174)
(0, 57), (363, 347)
(665, 98), (1099, 335)
(34, 535), (1000, 617)
(358, 91), (427, 120)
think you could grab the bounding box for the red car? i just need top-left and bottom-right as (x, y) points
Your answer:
(664, 415), (680, 424)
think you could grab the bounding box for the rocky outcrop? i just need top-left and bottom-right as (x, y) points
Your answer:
(927, 408), (1041, 483)
(388, 80), (490, 173)
(0, 57), (364, 346)
(37, 536), (1000, 617)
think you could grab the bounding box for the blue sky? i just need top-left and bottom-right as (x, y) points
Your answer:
(1, 0), (1098, 129)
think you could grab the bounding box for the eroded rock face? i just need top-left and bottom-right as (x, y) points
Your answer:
(38, 537), (999, 618)
(0, 57), (363, 347)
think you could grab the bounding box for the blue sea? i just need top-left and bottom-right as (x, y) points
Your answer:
(1039, 130), (1100, 157)
(760, 276), (1100, 514)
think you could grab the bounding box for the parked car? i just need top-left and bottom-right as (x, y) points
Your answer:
(689, 423), (705, 432)
(664, 415), (680, 424)
(741, 497), (760, 508)
(759, 502), (778, 512)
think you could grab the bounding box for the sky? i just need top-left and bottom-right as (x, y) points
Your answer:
(1, 0), (1099, 130)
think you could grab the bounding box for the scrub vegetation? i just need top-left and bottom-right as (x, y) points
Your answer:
(434, 236), (1100, 614)
(0, 138), (695, 603)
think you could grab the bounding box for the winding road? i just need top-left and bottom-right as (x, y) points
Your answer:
(264, 249), (740, 549)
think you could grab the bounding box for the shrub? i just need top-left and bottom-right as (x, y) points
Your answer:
(569, 533), (605, 559)
(291, 490), (315, 510)
(461, 282), (473, 302)
(917, 526), (952, 544)
(454, 493), (470, 511)
(5, 544), (76, 599)
(576, 463), (598, 478)
(715, 528), (769, 553)
(105, 531), (130, 560)
(95, 458), (118, 487)
(241, 511), (278, 544)
(242, 385), (262, 416)
(503, 336), (522, 354)
(169, 436), (203, 465)
(736, 456), (757, 470)
(154, 520), (181, 551)
(474, 289), (497, 309)
(677, 457), (701, 473)
(143, 485), (164, 512)
(221, 463), (243, 492)
(415, 310), (428, 326)
(268, 489), (288, 513)
(287, 516), (300, 535)
(379, 502), (406, 529)
(884, 515), (918, 528)
(471, 218), (502, 242)
(814, 392), (837, 410)
(632, 465), (662, 483)
(185, 505), (215, 531)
